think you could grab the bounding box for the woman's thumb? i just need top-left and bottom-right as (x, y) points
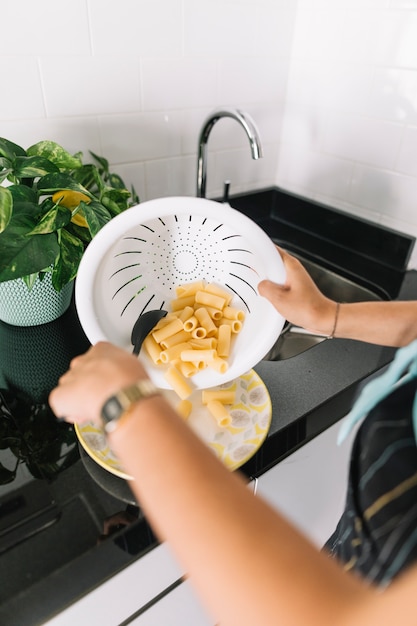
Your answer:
(258, 279), (288, 303)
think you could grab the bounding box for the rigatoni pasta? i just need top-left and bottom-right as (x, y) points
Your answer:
(142, 280), (245, 405)
(202, 388), (236, 405)
(176, 399), (193, 420)
(164, 365), (193, 400)
(206, 400), (232, 427)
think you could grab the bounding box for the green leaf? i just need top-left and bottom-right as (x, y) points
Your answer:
(0, 137), (26, 160)
(13, 155), (60, 179)
(131, 185), (140, 205)
(8, 185), (40, 218)
(101, 188), (131, 215)
(71, 163), (104, 196)
(29, 204), (71, 235)
(0, 169), (13, 185)
(27, 141), (82, 170)
(90, 150), (109, 175)
(107, 172), (126, 189)
(51, 229), (84, 291)
(9, 184), (37, 204)
(36, 173), (94, 198)
(81, 200), (112, 237)
(0, 187), (13, 233)
(22, 272), (41, 290)
(0, 156), (11, 169)
(0, 215), (59, 281)
(65, 220), (92, 243)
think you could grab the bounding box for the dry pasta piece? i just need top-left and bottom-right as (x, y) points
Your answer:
(176, 399), (193, 420)
(202, 388), (236, 405)
(143, 335), (163, 365)
(160, 342), (191, 364)
(208, 356), (228, 374)
(177, 361), (198, 378)
(180, 349), (216, 364)
(183, 315), (198, 332)
(164, 365), (193, 399)
(204, 306), (223, 321)
(152, 318), (184, 343)
(177, 306), (195, 323)
(216, 324), (232, 357)
(195, 290), (226, 311)
(207, 400), (231, 427)
(217, 318), (242, 334)
(204, 283), (233, 305)
(176, 280), (205, 297)
(194, 307), (217, 337)
(222, 306), (245, 321)
(160, 329), (192, 349)
(191, 327), (207, 339)
(189, 338), (217, 349)
(170, 295), (196, 311)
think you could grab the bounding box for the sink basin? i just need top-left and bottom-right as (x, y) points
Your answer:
(264, 249), (386, 361)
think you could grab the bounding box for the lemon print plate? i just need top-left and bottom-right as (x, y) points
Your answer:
(75, 369), (272, 480)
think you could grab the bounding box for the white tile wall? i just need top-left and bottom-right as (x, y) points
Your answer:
(279, 2), (417, 268)
(3, 1), (417, 267)
(0, 0), (292, 204)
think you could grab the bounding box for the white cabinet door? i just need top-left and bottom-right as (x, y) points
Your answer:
(256, 419), (357, 548)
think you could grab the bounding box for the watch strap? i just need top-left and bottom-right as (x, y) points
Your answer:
(101, 379), (160, 434)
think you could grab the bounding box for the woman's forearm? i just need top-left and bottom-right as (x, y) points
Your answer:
(332, 301), (417, 347)
(109, 395), (372, 626)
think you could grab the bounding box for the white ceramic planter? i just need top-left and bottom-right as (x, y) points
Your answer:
(0, 273), (73, 326)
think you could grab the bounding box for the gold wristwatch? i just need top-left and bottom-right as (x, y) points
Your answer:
(101, 380), (160, 434)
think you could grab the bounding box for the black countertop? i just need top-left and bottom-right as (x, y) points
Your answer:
(0, 186), (415, 624)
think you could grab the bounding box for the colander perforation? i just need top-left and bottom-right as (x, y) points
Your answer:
(227, 248), (253, 254)
(222, 234), (242, 241)
(110, 263), (141, 278)
(120, 287), (147, 316)
(230, 261), (255, 271)
(139, 294), (167, 317)
(225, 283), (250, 313)
(112, 275), (143, 300)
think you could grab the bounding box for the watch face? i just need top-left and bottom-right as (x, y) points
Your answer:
(102, 396), (123, 422)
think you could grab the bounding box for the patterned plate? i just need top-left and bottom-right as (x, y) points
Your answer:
(75, 369), (272, 479)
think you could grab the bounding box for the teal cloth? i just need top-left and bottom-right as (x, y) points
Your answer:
(338, 339), (417, 445)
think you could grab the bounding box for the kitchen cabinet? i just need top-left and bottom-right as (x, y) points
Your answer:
(256, 418), (357, 548)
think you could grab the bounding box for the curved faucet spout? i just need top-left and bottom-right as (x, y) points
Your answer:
(196, 108), (263, 198)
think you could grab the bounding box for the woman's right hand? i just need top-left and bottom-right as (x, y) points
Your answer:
(49, 341), (150, 426)
(258, 248), (337, 336)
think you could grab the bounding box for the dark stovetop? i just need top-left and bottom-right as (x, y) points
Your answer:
(0, 302), (158, 626)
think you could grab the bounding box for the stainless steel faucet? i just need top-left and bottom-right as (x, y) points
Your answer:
(196, 108), (263, 198)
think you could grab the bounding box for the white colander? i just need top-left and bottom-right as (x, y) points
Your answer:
(75, 197), (286, 389)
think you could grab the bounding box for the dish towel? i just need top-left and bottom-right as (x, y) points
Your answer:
(338, 339), (417, 445)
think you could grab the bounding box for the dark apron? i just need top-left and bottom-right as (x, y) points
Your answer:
(324, 378), (417, 585)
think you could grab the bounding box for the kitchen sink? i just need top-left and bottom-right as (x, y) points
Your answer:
(264, 249), (386, 361)
(225, 186), (413, 361)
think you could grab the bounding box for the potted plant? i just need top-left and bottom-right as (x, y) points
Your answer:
(0, 138), (139, 325)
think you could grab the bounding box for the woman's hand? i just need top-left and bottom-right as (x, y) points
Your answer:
(258, 248), (337, 335)
(49, 341), (148, 426)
